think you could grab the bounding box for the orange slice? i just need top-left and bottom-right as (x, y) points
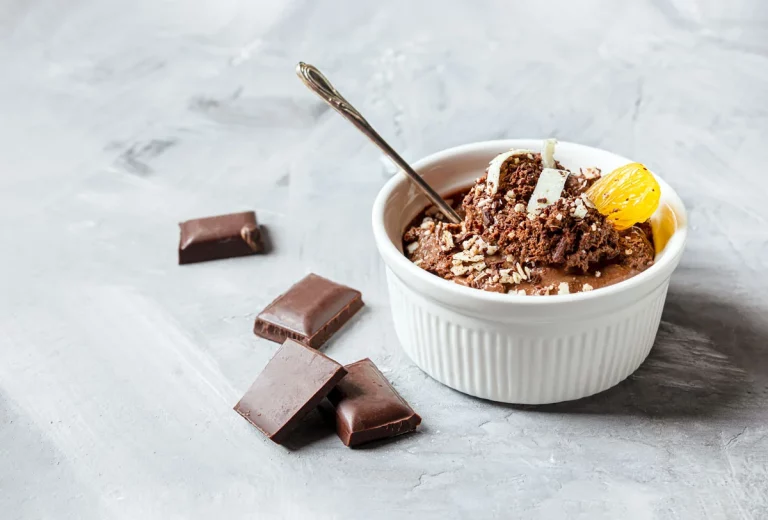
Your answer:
(586, 162), (661, 231)
(650, 202), (677, 255)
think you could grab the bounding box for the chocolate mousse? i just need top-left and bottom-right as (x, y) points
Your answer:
(402, 143), (655, 295)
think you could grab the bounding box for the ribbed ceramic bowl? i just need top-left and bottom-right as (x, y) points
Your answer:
(372, 139), (687, 404)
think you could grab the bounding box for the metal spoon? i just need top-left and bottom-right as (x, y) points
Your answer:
(296, 62), (462, 224)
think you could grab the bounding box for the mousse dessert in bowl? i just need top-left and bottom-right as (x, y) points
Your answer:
(403, 139), (657, 296)
(372, 139), (687, 404)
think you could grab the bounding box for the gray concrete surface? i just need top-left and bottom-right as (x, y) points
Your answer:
(1, 0), (767, 518)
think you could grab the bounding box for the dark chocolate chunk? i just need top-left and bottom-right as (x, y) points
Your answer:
(179, 211), (262, 264)
(234, 339), (347, 445)
(254, 274), (363, 349)
(328, 358), (421, 447)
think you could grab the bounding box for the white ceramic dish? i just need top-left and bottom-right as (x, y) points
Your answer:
(372, 139), (687, 404)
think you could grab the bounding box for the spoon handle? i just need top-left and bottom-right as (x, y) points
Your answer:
(296, 62), (462, 225)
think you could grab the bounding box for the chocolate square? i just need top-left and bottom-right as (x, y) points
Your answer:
(254, 274), (364, 349)
(179, 211), (262, 264)
(328, 358), (421, 447)
(234, 339), (347, 445)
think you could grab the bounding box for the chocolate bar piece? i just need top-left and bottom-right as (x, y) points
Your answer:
(234, 339), (347, 444)
(328, 358), (421, 447)
(254, 274), (363, 349)
(179, 211), (262, 264)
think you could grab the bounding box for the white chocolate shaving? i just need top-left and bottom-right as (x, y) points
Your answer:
(580, 192), (596, 209)
(485, 149), (534, 195)
(572, 197), (588, 219)
(452, 251), (484, 264)
(581, 166), (601, 180)
(451, 264), (471, 276)
(527, 168), (570, 215)
(441, 230), (455, 249)
(541, 138), (557, 169)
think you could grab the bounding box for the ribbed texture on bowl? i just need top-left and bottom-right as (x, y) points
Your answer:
(387, 270), (669, 404)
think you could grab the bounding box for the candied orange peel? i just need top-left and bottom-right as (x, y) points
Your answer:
(586, 162), (661, 231)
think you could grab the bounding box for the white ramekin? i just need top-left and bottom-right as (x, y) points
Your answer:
(372, 139), (687, 404)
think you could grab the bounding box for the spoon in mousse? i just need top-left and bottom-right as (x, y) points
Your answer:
(296, 62), (461, 224)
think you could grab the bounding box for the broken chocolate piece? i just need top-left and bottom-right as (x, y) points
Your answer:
(234, 339), (347, 445)
(328, 358), (421, 447)
(254, 274), (364, 349)
(179, 211), (262, 264)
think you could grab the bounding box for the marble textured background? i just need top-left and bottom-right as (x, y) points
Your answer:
(1, 0), (767, 518)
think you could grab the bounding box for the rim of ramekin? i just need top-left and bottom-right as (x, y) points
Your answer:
(372, 139), (688, 308)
